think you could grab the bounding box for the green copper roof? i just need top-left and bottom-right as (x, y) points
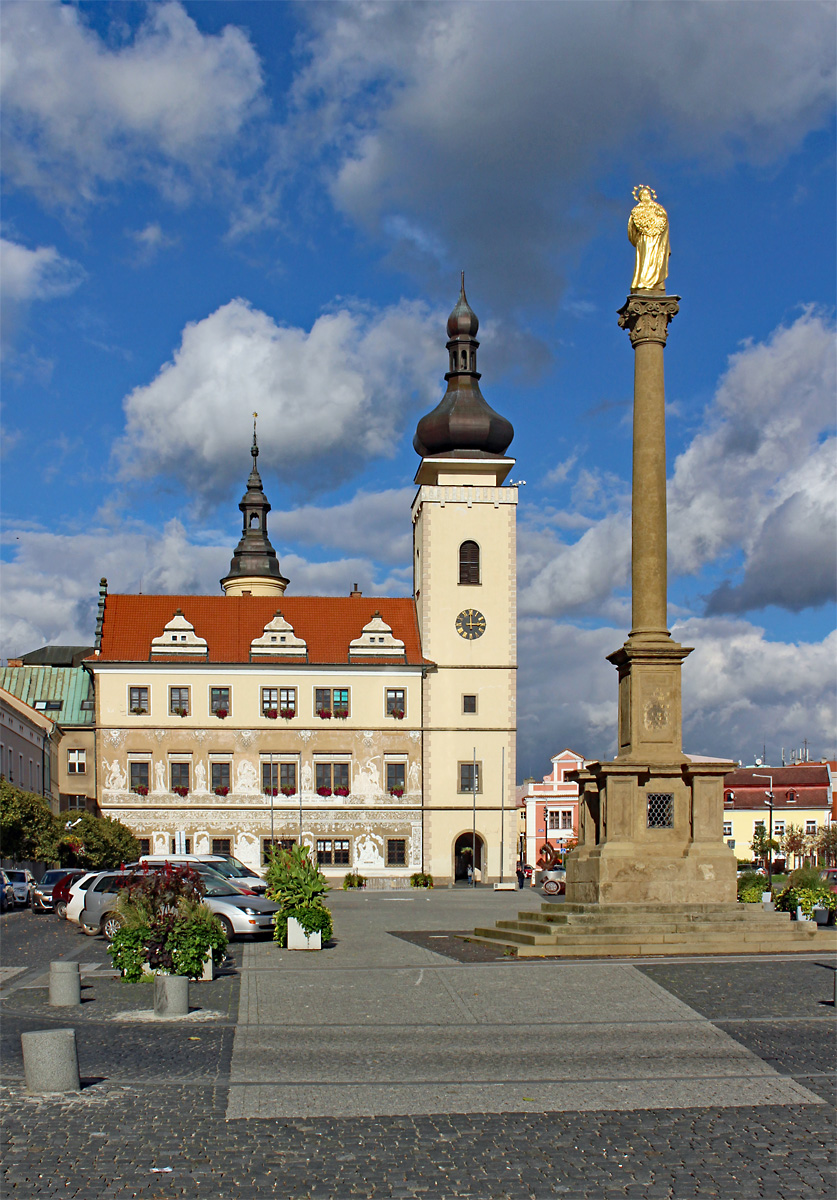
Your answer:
(0, 665), (94, 725)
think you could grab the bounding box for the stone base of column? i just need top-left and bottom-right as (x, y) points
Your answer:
(566, 757), (737, 907)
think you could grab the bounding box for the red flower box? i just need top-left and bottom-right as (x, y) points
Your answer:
(280, 785), (297, 796)
(334, 786), (350, 797)
(279, 708), (295, 719)
(389, 709), (405, 719)
(317, 709), (332, 719)
(389, 787), (404, 798)
(333, 709), (349, 719)
(214, 786), (230, 796)
(263, 787), (278, 797)
(317, 786), (333, 797)
(264, 709), (278, 719)
(133, 785), (149, 796)
(173, 785), (189, 797)
(214, 708), (228, 719)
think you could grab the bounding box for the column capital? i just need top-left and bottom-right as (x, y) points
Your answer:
(617, 293), (680, 346)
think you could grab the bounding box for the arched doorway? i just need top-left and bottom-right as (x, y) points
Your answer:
(454, 832), (485, 882)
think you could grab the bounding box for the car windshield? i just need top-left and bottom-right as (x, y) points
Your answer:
(41, 871), (67, 885)
(203, 880), (240, 897)
(7, 871), (25, 882)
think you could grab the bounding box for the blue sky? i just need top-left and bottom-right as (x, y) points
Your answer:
(2, 1), (835, 775)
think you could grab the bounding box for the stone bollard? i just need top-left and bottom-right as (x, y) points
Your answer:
(154, 974), (189, 1017)
(200, 951), (214, 982)
(49, 961), (81, 1007)
(21, 1028), (81, 1093)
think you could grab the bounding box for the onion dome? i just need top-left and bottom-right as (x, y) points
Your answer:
(414, 274), (514, 458)
(221, 418), (289, 595)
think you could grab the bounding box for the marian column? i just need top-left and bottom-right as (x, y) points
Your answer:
(566, 187), (736, 907)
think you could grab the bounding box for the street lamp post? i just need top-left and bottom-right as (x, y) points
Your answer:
(753, 773), (774, 895)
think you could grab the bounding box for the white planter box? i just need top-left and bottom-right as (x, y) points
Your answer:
(287, 917), (322, 951)
(494, 882), (516, 891)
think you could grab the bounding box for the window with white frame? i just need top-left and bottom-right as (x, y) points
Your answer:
(723, 821), (733, 837)
(386, 838), (407, 866)
(773, 820), (785, 837)
(129, 686), (149, 714)
(386, 762), (406, 793)
(67, 749), (86, 775)
(130, 761), (150, 792)
(317, 839), (350, 866)
(210, 687), (231, 715)
(806, 820), (817, 835)
(262, 687), (278, 715)
(211, 761), (231, 791)
(386, 688), (405, 717)
(169, 687), (190, 716)
(67, 795), (86, 810)
(459, 762), (481, 793)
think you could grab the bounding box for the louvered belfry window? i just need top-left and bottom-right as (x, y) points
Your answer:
(459, 540), (480, 585)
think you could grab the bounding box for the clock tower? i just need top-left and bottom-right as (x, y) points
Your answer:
(412, 278), (518, 883)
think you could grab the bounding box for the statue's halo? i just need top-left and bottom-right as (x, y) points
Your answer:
(632, 185), (657, 202)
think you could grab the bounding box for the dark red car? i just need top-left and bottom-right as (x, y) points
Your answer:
(52, 871), (86, 918)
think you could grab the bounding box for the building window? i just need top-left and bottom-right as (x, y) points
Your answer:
(462, 694), (477, 714)
(317, 839), (350, 866)
(170, 837), (192, 854)
(333, 688), (349, 717)
(315, 689), (350, 718)
(647, 793), (674, 829)
(386, 838), (407, 867)
(67, 749), (86, 775)
(386, 688), (405, 717)
(315, 688), (330, 716)
(279, 688), (296, 715)
(386, 762), (406, 793)
(459, 540), (480, 585)
(459, 762), (481, 793)
(806, 821), (817, 835)
(35, 699), (62, 712)
(129, 687), (149, 715)
(170, 762), (190, 792)
(211, 762), (231, 791)
(170, 687), (190, 716)
(262, 687), (278, 714)
(262, 761), (298, 793)
(316, 762), (350, 792)
(547, 810), (574, 831)
(723, 821), (733, 837)
(263, 837), (295, 864)
(212, 838), (231, 856)
(210, 687), (231, 715)
(138, 839), (151, 856)
(129, 762), (150, 792)
(773, 820), (785, 837)
(754, 820), (765, 831)
(67, 795), (86, 810)
(80, 699), (95, 712)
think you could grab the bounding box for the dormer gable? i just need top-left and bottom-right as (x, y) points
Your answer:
(150, 610), (208, 657)
(349, 612), (406, 658)
(250, 611), (308, 658)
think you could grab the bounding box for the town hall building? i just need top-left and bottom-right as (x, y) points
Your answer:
(88, 282), (519, 885)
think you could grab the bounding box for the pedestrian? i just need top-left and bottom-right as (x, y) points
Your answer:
(516, 864), (525, 889)
(467, 863), (473, 885)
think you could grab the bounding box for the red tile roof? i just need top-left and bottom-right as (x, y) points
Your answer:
(723, 765), (831, 810)
(95, 595), (430, 666)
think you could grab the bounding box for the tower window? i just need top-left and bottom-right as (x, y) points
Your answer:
(459, 541), (480, 585)
(249, 513), (260, 528)
(460, 350), (467, 368)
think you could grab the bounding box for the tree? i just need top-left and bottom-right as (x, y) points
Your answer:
(59, 811), (140, 870)
(781, 824), (807, 870)
(751, 824), (779, 867)
(815, 824), (837, 866)
(0, 779), (61, 863)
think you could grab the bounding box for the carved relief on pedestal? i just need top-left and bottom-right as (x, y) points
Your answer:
(103, 759), (127, 792)
(643, 692), (669, 733)
(355, 833), (384, 868)
(353, 757), (380, 797)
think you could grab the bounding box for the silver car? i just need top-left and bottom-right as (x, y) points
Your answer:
(31, 869), (73, 912)
(5, 869), (35, 906)
(81, 869), (278, 941)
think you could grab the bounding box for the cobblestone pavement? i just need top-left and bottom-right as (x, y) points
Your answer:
(2, 900), (835, 1198)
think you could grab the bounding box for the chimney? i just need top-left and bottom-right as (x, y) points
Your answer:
(350, 583), (362, 597)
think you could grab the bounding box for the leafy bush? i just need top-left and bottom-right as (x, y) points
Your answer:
(788, 866), (823, 891)
(410, 872), (434, 888)
(343, 871), (366, 889)
(775, 883), (836, 917)
(739, 884), (767, 904)
(737, 872), (767, 898)
(107, 865), (227, 980)
(265, 844), (332, 947)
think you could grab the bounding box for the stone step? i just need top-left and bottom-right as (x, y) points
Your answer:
(497, 919), (806, 939)
(526, 909), (785, 929)
(550, 903), (789, 921)
(468, 927), (834, 959)
(473, 926), (558, 946)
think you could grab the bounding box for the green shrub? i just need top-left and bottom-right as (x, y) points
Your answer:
(775, 883), (836, 917)
(738, 884), (767, 904)
(342, 871), (367, 889)
(737, 872), (767, 898)
(410, 872), (434, 888)
(787, 866), (823, 891)
(107, 926), (148, 982)
(265, 844), (332, 947)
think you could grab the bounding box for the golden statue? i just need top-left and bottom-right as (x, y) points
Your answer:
(628, 185), (670, 292)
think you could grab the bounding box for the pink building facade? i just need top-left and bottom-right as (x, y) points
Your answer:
(520, 749), (585, 866)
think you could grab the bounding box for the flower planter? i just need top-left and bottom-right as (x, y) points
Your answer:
(317, 710), (332, 720)
(133, 786), (149, 796)
(389, 788), (404, 798)
(264, 709), (278, 720)
(279, 709), (295, 719)
(389, 710), (405, 720)
(174, 709), (188, 718)
(333, 710), (348, 719)
(214, 787), (230, 797)
(813, 906), (832, 926)
(264, 788), (278, 797)
(317, 787), (333, 797)
(280, 786), (296, 797)
(173, 786), (189, 797)
(214, 709), (228, 719)
(287, 917), (321, 951)
(131, 708), (148, 716)
(334, 787), (350, 797)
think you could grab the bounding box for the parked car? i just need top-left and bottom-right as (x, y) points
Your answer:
(31, 869), (72, 912)
(52, 870), (87, 918)
(65, 872), (99, 925)
(0, 871), (15, 912)
(80, 869), (279, 941)
(5, 869), (35, 907)
(541, 866), (566, 895)
(139, 853), (266, 894)
(821, 867), (837, 894)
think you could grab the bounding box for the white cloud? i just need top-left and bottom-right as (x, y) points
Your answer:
(0, 236), (85, 356)
(0, 1), (264, 207)
(283, 2), (835, 311)
(668, 310), (836, 612)
(116, 297), (441, 501)
(272, 489), (414, 564)
(128, 222), (179, 262)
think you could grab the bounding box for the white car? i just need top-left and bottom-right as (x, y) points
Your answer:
(5, 869), (35, 906)
(139, 854), (266, 894)
(66, 872), (98, 925)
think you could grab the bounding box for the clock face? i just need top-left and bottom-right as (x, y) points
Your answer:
(456, 608), (486, 640)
